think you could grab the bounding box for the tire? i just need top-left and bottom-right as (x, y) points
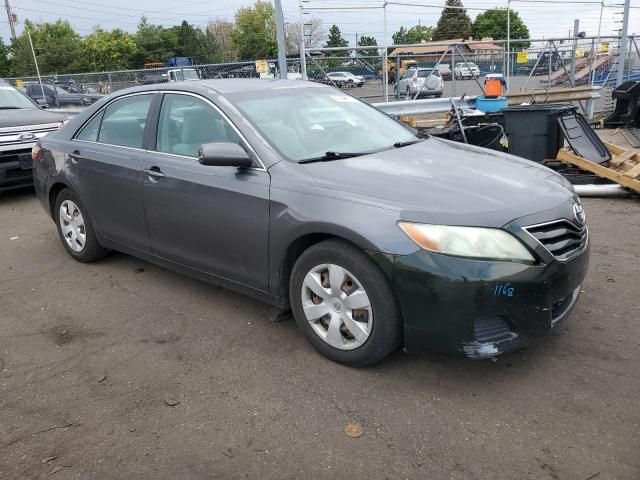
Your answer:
(289, 239), (401, 366)
(54, 188), (109, 262)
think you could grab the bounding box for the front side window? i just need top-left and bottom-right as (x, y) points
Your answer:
(230, 88), (419, 162)
(98, 95), (153, 148)
(156, 93), (239, 158)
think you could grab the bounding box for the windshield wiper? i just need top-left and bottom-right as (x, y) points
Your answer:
(0, 106), (21, 110)
(299, 151), (370, 164)
(393, 139), (424, 148)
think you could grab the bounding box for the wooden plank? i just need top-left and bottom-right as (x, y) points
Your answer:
(557, 148), (640, 193)
(623, 162), (640, 179)
(609, 148), (638, 167)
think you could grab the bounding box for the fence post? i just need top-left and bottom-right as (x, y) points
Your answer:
(570, 19), (579, 85)
(451, 48), (456, 97)
(395, 54), (400, 100)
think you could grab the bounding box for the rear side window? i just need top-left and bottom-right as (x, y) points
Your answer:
(155, 93), (240, 158)
(76, 112), (103, 142)
(97, 95), (153, 148)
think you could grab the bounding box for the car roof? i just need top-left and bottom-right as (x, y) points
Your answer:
(112, 79), (329, 97)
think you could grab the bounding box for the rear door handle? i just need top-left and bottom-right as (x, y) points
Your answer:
(143, 167), (166, 179)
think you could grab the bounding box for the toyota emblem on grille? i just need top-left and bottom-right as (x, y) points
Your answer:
(573, 203), (586, 225)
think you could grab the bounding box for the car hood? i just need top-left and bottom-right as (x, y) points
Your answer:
(0, 108), (66, 128)
(301, 137), (575, 227)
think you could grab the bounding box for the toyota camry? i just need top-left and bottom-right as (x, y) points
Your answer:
(32, 79), (589, 366)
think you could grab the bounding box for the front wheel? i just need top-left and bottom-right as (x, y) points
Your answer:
(289, 239), (401, 366)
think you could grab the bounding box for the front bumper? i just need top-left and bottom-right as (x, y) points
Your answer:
(0, 148), (35, 191)
(369, 242), (589, 358)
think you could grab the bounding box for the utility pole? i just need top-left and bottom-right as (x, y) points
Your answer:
(570, 19), (579, 85)
(616, 0), (631, 86)
(274, 0), (288, 79)
(4, 0), (16, 41)
(298, 0), (307, 79)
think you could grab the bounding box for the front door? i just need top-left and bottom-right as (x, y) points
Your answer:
(141, 92), (270, 290)
(71, 93), (154, 252)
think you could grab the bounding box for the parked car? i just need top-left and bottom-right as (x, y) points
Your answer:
(396, 68), (444, 98)
(438, 63), (452, 80)
(23, 82), (99, 107)
(326, 72), (365, 88)
(454, 62), (480, 80)
(32, 79), (589, 366)
(0, 80), (66, 191)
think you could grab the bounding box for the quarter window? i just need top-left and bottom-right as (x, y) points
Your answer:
(156, 93), (239, 158)
(97, 95), (153, 148)
(76, 112), (103, 142)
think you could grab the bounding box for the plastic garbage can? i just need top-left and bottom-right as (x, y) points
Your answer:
(502, 103), (577, 162)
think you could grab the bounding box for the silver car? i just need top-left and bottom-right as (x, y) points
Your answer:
(326, 72), (365, 88)
(396, 68), (444, 99)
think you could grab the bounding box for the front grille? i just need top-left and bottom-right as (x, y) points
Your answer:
(474, 317), (516, 343)
(524, 219), (587, 261)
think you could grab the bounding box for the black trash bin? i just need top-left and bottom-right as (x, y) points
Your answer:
(502, 103), (576, 162)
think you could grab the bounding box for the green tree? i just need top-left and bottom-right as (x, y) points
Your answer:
(133, 16), (173, 66)
(473, 9), (530, 48)
(0, 37), (10, 77)
(10, 20), (82, 76)
(324, 24), (349, 62)
(392, 26), (409, 45)
(174, 21), (207, 60)
(432, 0), (473, 41)
(78, 29), (137, 71)
(357, 35), (378, 57)
(231, 1), (277, 60)
(406, 25), (434, 43)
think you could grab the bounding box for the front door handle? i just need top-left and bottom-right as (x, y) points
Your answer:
(69, 150), (82, 163)
(143, 167), (166, 179)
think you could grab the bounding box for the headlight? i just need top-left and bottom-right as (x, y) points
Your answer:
(398, 222), (535, 262)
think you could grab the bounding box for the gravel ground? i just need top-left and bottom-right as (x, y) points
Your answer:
(0, 188), (638, 480)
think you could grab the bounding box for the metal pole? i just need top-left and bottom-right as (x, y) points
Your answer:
(4, 0), (16, 41)
(27, 29), (47, 107)
(274, 0), (288, 79)
(616, 0), (631, 86)
(451, 49), (456, 97)
(383, 1), (389, 102)
(570, 19), (579, 85)
(506, 0), (511, 88)
(298, 0), (307, 80)
(591, 1), (604, 86)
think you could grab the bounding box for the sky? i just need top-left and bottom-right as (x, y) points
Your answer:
(1, 0), (639, 46)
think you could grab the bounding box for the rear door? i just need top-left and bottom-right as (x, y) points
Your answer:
(71, 92), (155, 251)
(141, 92), (270, 290)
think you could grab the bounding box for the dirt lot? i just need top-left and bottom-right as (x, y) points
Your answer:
(0, 188), (638, 480)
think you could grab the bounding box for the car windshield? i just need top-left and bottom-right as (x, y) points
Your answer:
(0, 86), (37, 109)
(230, 88), (420, 162)
(176, 70), (199, 81)
(418, 70), (439, 77)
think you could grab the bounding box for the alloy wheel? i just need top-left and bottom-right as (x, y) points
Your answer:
(301, 263), (373, 350)
(59, 200), (86, 252)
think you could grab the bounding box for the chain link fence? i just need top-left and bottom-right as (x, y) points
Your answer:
(5, 36), (638, 117)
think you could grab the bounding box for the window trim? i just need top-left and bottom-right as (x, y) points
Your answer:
(149, 90), (266, 171)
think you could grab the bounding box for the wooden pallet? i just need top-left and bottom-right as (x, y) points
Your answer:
(556, 142), (640, 193)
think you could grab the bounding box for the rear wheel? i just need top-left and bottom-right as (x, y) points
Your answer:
(54, 188), (109, 262)
(289, 239), (401, 366)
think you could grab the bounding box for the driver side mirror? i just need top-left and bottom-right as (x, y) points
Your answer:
(198, 142), (253, 168)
